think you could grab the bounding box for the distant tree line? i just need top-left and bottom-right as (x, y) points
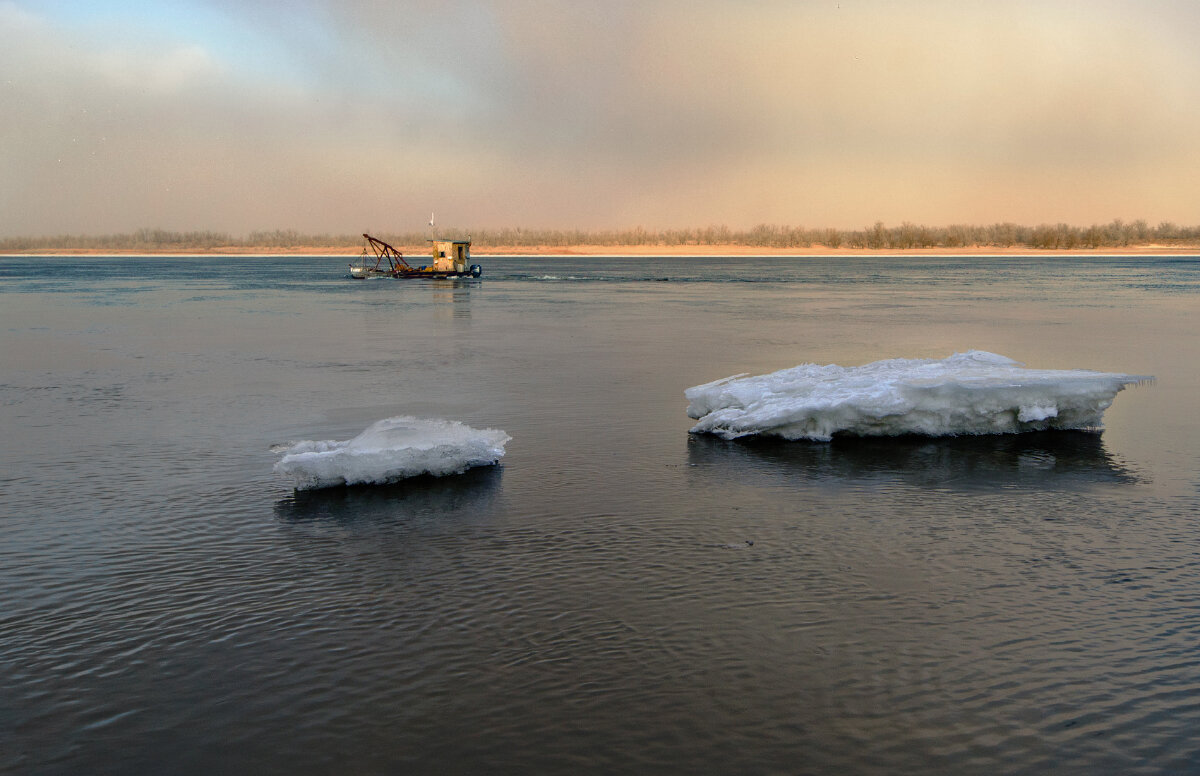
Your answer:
(0, 228), (236, 251)
(4, 220), (1200, 251)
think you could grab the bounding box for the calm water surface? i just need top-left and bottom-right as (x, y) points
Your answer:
(2, 254), (1199, 774)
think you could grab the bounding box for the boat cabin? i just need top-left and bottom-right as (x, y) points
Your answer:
(430, 239), (471, 274)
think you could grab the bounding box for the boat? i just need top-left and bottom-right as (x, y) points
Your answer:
(349, 233), (482, 279)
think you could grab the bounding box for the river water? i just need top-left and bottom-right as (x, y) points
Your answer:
(2, 254), (1198, 774)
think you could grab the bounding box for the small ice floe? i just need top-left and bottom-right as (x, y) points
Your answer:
(273, 416), (510, 490)
(685, 350), (1151, 442)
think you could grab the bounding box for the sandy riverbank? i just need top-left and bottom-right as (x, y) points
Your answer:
(3, 244), (1198, 256)
(479, 244), (1200, 256)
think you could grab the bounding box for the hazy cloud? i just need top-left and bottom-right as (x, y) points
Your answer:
(3, 0), (1200, 234)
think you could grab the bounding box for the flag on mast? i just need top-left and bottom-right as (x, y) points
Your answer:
(429, 213), (435, 228)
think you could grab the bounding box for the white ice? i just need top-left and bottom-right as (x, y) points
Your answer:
(685, 350), (1151, 441)
(273, 416), (511, 490)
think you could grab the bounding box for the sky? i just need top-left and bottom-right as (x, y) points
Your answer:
(3, 0), (1200, 236)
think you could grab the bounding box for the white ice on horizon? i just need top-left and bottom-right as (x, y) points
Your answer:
(685, 350), (1151, 441)
(273, 416), (511, 490)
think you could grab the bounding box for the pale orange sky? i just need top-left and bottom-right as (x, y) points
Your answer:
(3, 0), (1199, 236)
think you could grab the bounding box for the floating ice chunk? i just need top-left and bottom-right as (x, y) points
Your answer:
(685, 350), (1151, 441)
(274, 416), (510, 490)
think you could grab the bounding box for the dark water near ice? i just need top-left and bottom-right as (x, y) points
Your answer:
(2, 254), (1199, 774)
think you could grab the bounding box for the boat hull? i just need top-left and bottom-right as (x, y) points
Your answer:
(350, 264), (482, 279)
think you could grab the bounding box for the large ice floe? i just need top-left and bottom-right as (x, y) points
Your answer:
(685, 350), (1151, 441)
(273, 416), (510, 490)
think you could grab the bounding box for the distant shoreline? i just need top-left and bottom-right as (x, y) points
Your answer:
(3, 243), (1198, 257)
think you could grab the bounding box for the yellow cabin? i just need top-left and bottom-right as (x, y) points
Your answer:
(430, 239), (471, 274)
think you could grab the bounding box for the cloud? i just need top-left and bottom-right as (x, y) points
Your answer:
(3, 0), (1200, 234)
(90, 44), (225, 94)
(0, 2), (492, 233)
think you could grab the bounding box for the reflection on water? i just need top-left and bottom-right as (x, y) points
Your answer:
(687, 430), (1140, 492)
(353, 277), (478, 320)
(273, 465), (502, 523)
(430, 279), (476, 319)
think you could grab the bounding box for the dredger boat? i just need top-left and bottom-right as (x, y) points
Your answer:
(350, 233), (482, 279)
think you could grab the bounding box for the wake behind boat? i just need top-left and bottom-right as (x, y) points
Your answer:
(349, 233), (482, 279)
